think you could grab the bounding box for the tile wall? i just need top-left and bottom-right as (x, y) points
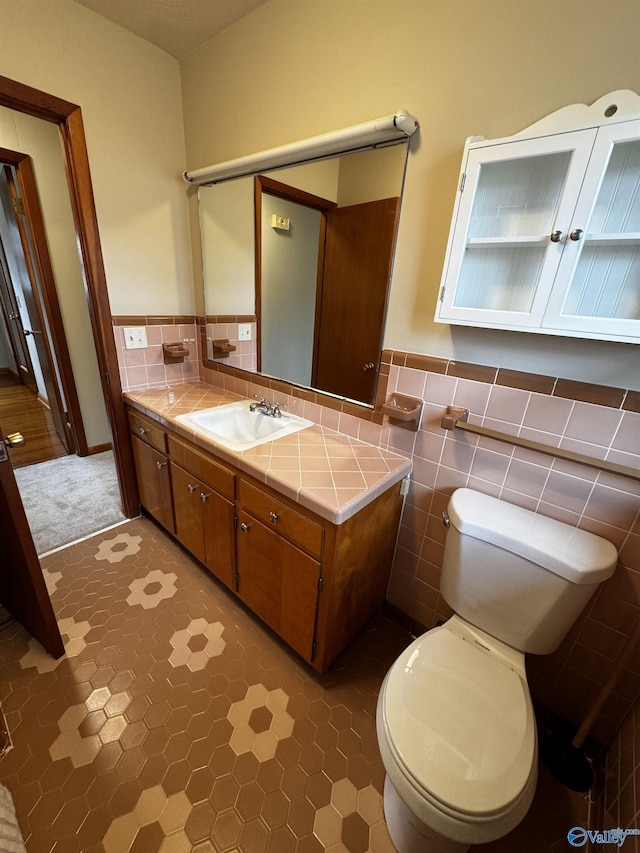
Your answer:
(200, 346), (640, 747)
(112, 316), (200, 391)
(600, 692), (640, 848)
(205, 316), (258, 373)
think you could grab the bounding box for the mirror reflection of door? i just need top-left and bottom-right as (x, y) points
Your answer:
(314, 196), (400, 403)
(257, 177), (400, 404)
(257, 176), (335, 387)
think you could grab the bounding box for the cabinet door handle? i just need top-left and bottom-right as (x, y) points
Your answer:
(269, 511), (279, 523)
(187, 484), (197, 493)
(240, 522), (250, 533)
(200, 492), (210, 502)
(569, 228), (584, 241)
(139, 427), (147, 436)
(550, 230), (563, 243)
(156, 461), (166, 469)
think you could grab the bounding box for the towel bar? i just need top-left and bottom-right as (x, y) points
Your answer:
(441, 406), (639, 482)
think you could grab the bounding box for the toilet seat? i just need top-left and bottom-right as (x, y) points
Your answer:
(378, 623), (537, 837)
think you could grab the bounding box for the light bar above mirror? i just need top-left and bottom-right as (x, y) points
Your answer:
(183, 111), (419, 186)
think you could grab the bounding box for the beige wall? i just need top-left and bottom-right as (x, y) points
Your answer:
(182, 0), (640, 390)
(0, 0), (193, 317)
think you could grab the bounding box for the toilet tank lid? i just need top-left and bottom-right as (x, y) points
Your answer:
(448, 489), (618, 584)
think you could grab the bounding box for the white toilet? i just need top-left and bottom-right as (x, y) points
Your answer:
(376, 487), (618, 853)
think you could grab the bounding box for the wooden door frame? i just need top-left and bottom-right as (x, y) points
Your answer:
(1, 154), (80, 453)
(0, 74), (138, 517)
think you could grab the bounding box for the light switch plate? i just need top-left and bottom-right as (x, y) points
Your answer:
(237, 323), (252, 341)
(123, 327), (147, 349)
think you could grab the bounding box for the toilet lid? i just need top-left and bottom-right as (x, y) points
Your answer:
(382, 628), (535, 817)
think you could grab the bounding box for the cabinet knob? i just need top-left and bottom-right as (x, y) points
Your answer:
(549, 230), (563, 243)
(139, 427), (147, 436)
(187, 484), (196, 493)
(155, 461), (166, 469)
(569, 228), (584, 242)
(269, 511), (279, 523)
(240, 522), (251, 533)
(200, 492), (210, 502)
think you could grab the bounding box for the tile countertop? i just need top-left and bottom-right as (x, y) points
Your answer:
(124, 382), (412, 525)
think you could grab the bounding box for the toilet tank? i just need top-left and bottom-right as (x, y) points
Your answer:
(441, 489), (618, 655)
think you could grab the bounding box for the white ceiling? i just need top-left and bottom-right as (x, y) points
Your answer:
(72, 0), (268, 59)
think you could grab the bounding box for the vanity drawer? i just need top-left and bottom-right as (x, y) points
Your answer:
(238, 480), (323, 558)
(167, 435), (235, 500)
(128, 409), (167, 453)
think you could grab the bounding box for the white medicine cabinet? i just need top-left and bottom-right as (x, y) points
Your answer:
(435, 91), (640, 343)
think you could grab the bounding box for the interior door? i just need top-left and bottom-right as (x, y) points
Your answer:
(0, 422), (64, 657)
(0, 246), (38, 392)
(313, 197), (400, 403)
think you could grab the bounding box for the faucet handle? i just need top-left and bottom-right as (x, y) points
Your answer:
(272, 401), (286, 417)
(249, 393), (266, 412)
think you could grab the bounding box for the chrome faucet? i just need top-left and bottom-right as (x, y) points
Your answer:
(249, 395), (286, 418)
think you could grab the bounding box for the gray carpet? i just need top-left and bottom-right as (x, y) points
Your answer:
(14, 451), (126, 555)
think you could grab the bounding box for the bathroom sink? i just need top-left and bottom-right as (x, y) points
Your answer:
(175, 401), (313, 451)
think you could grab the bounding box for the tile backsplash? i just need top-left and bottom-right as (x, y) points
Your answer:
(114, 318), (639, 746)
(113, 315), (200, 390)
(205, 316), (257, 372)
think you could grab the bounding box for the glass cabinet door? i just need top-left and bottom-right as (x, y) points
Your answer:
(543, 121), (640, 339)
(439, 129), (597, 327)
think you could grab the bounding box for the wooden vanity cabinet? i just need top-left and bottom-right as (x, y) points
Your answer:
(236, 480), (324, 663)
(128, 410), (174, 534)
(126, 405), (404, 672)
(168, 436), (236, 591)
(236, 477), (403, 672)
(236, 507), (321, 662)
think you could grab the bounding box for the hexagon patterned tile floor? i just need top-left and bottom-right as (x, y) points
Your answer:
(0, 517), (590, 852)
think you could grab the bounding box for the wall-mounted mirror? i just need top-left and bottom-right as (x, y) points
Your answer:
(198, 141), (409, 405)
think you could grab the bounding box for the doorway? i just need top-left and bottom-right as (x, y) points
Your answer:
(0, 73), (138, 656)
(0, 149), (86, 460)
(0, 139), (125, 553)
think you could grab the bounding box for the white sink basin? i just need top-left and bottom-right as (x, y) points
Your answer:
(175, 401), (313, 451)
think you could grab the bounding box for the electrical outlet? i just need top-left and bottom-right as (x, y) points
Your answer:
(123, 326), (147, 349)
(271, 214), (290, 231)
(237, 323), (252, 341)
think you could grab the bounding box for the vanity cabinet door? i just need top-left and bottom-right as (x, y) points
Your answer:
(171, 462), (236, 591)
(128, 409), (167, 453)
(131, 434), (174, 533)
(236, 508), (321, 663)
(171, 463), (206, 563)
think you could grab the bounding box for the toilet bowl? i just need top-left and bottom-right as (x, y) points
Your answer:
(376, 488), (618, 852)
(377, 616), (538, 850)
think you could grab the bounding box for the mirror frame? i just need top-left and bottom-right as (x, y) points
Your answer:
(0, 74), (138, 516)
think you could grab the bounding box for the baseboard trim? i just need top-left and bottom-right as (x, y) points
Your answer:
(381, 600), (426, 639)
(87, 443), (112, 455)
